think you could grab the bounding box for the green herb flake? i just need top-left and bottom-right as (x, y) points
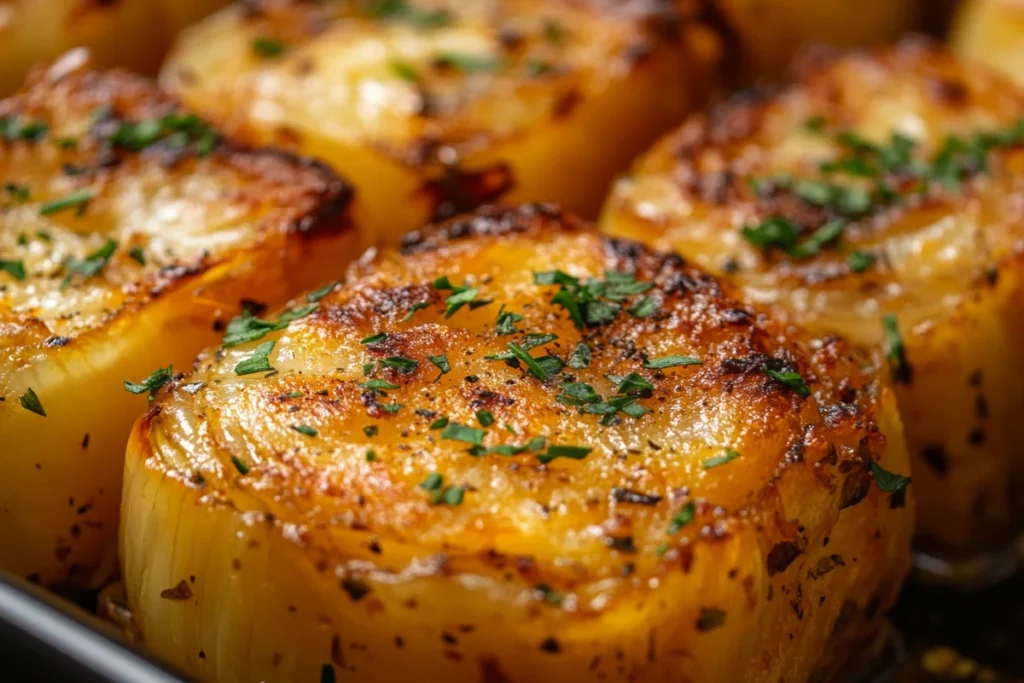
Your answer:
(0, 259), (26, 281)
(881, 314), (912, 384)
(321, 663), (337, 683)
(307, 281), (337, 303)
(366, 450), (377, 462)
(668, 501), (695, 534)
(847, 250), (876, 273)
(870, 461), (911, 509)
(124, 365), (174, 400)
(234, 340), (276, 376)
(804, 115), (826, 133)
(363, 425), (379, 437)
(380, 402), (403, 414)
(442, 485), (464, 505)
(428, 354), (450, 381)
(252, 37), (286, 58)
(127, 246), (146, 266)
(702, 448), (741, 469)
(741, 216), (800, 253)
(568, 342), (591, 369)
(379, 356), (419, 373)
(420, 472), (443, 491)
(475, 410), (495, 427)
(402, 301), (429, 321)
(393, 61), (419, 81)
(292, 424), (317, 438)
(40, 189), (93, 216)
(441, 422), (486, 446)
(495, 306), (524, 335)
(643, 355), (701, 369)
(5, 183), (29, 202)
(506, 341), (550, 381)
(435, 51), (502, 73)
(536, 444), (592, 464)
(429, 416), (449, 430)
(762, 367), (810, 397)
(360, 378), (399, 391)
(615, 373), (653, 394)
(19, 388), (45, 416)
(63, 238), (117, 284)
(628, 296), (659, 318)
(231, 456), (250, 475)
(361, 332), (388, 345)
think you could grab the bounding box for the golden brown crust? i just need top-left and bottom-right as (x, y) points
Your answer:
(127, 206), (913, 682)
(601, 40), (1024, 555)
(0, 64), (353, 380)
(0, 62), (360, 588)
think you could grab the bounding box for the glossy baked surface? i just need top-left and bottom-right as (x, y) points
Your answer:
(0, 60), (358, 587)
(161, 0), (721, 240)
(123, 205), (913, 683)
(601, 40), (1024, 554)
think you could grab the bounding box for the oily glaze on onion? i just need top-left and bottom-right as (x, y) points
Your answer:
(601, 41), (1024, 559)
(122, 205), (912, 683)
(159, 0), (722, 243)
(0, 60), (358, 588)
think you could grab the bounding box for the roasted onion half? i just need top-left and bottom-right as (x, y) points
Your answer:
(601, 41), (1024, 566)
(159, 0), (722, 244)
(122, 205), (912, 683)
(0, 61), (358, 588)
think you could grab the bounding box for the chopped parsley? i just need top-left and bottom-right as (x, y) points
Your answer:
(435, 51), (502, 73)
(252, 37), (286, 58)
(628, 296), (659, 318)
(702, 448), (740, 469)
(505, 341), (552, 380)
(363, 425), (378, 437)
(536, 444), (592, 464)
(4, 183), (29, 202)
(292, 424), (317, 437)
(495, 306), (524, 335)
(379, 402), (403, 414)
(428, 354), (450, 381)
(234, 341), (276, 375)
(222, 303), (317, 347)
(762, 367), (810, 397)
(643, 355), (701, 369)
(568, 342), (591, 369)
(441, 422), (486, 446)
(231, 456), (250, 475)
(360, 332), (388, 345)
(533, 270), (654, 331)
(475, 410), (495, 427)
(307, 281), (337, 303)
(402, 301), (429, 321)
(365, 0), (454, 28)
(361, 378), (399, 391)
(0, 259), (26, 281)
(0, 116), (48, 142)
(668, 501), (695, 534)
(41, 189), (93, 217)
(109, 113), (216, 155)
(871, 461), (911, 509)
(847, 250), (876, 273)
(379, 356), (419, 373)
(63, 238), (117, 286)
(127, 246), (146, 266)
(19, 388), (45, 416)
(429, 416), (449, 430)
(392, 61), (419, 82)
(881, 314), (911, 384)
(124, 365), (174, 400)
(614, 373), (653, 394)
(366, 450), (377, 462)
(418, 472), (463, 505)
(433, 275), (481, 317)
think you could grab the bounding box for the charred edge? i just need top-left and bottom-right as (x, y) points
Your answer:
(399, 203), (568, 254)
(421, 163), (517, 223)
